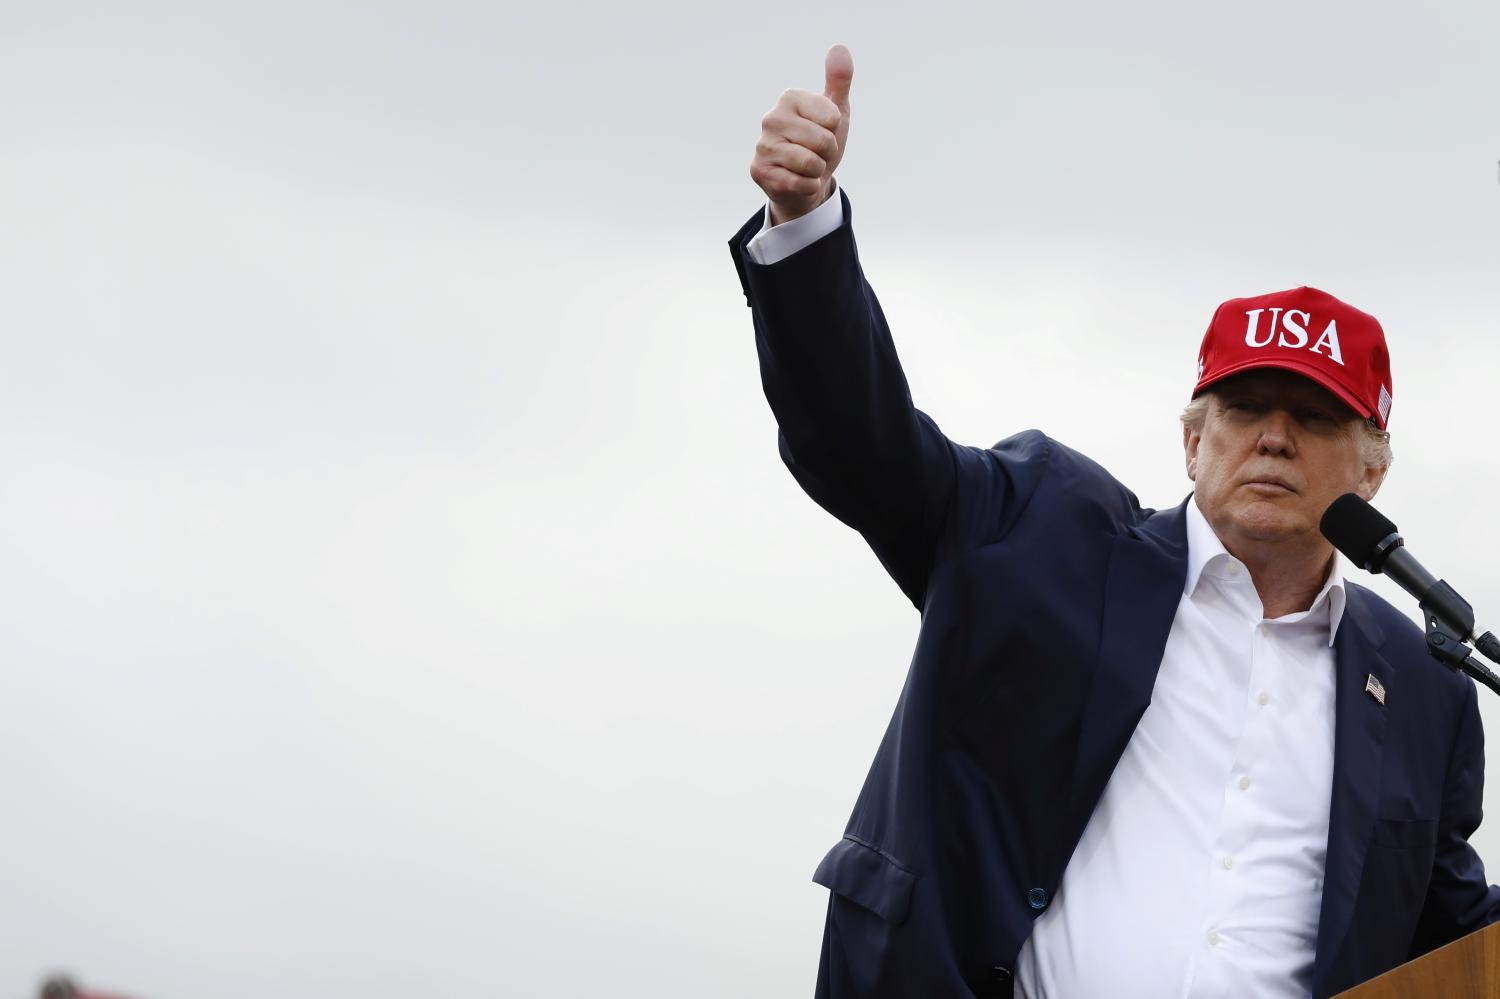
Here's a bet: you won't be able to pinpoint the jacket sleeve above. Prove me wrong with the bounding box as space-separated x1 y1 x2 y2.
728 191 1049 608
1408 678 1500 957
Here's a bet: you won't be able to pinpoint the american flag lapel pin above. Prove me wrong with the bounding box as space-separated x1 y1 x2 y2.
1365 674 1387 706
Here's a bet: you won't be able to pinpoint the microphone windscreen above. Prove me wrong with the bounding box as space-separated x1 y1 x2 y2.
1320 493 1398 567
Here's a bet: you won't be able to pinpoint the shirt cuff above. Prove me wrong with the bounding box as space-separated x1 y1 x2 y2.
743 182 845 265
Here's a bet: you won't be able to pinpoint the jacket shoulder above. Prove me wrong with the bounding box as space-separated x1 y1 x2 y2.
979 429 1148 537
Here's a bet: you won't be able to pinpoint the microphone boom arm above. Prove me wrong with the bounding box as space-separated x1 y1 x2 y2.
1422 611 1500 698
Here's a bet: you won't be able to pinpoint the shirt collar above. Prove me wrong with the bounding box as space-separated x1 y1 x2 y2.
1183 497 1347 645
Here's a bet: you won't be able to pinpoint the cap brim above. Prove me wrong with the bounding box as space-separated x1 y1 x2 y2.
1193 356 1380 428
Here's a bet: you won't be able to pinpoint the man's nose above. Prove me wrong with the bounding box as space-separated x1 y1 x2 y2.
1256 410 1296 456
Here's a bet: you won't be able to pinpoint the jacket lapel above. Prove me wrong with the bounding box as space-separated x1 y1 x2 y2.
1066 500 1190 831
1312 586 1393 997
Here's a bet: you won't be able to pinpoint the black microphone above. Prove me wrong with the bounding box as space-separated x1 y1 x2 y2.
1320 493 1500 666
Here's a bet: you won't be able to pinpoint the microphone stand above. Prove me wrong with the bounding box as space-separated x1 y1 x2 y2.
1364 530 1500 697
1416 585 1500 697
1424 617 1500 697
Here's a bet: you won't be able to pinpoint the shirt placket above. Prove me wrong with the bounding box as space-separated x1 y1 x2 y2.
1188 571 1266 997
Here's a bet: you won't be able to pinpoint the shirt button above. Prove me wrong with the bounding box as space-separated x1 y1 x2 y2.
1027 887 1049 910
1222 856 1234 870
1239 775 1251 790
1207 930 1221 946
1258 623 1270 636
1258 691 1270 706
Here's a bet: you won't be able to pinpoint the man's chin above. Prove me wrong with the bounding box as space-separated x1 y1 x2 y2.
1220 500 1312 542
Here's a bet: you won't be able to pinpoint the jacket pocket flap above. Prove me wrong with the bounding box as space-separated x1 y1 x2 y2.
812 836 916 924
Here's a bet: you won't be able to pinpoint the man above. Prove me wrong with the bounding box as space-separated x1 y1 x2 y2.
729 44 1500 999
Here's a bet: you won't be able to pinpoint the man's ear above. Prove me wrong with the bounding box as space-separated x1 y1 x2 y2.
1184 424 1199 481
1357 461 1389 502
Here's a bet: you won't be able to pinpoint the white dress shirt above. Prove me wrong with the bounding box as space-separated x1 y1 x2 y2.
1016 499 1343 999
747 194 1345 996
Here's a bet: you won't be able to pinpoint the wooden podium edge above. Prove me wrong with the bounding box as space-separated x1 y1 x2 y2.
1332 921 1500 998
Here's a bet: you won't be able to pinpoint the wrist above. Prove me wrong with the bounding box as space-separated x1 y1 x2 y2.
770 178 836 227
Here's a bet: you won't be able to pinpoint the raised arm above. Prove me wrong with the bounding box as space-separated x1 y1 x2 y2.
729 46 1047 607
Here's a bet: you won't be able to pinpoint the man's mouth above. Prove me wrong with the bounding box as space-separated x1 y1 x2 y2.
1243 478 1295 494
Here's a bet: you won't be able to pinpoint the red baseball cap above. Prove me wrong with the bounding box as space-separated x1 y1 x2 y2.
1192 286 1394 429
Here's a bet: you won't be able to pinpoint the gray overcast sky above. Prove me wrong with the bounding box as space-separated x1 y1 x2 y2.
1 2 1497 997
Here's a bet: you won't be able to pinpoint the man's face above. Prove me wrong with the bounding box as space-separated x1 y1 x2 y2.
1183 369 1387 554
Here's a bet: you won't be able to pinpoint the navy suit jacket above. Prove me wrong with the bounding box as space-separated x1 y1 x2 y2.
730 193 1500 998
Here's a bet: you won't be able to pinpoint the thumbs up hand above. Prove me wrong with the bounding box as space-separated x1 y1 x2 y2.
751 45 853 225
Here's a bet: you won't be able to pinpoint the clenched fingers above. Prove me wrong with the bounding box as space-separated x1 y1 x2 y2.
769 115 839 165
749 161 826 199
773 88 842 132
755 134 826 178
757 91 842 182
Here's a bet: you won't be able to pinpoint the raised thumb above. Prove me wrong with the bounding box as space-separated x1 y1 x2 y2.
823 43 853 113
